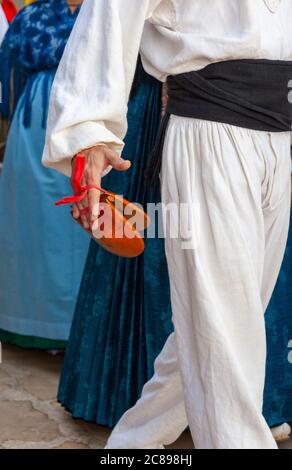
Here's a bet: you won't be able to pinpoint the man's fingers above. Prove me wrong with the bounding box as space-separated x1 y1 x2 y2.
105 150 131 171
77 198 90 229
86 163 101 225
73 145 131 232
88 188 101 225
72 204 80 219
80 211 89 229
80 174 91 227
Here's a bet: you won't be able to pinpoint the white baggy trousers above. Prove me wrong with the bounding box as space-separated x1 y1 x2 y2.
106 117 291 449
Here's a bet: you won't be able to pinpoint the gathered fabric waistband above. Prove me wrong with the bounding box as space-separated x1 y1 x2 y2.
147 59 292 186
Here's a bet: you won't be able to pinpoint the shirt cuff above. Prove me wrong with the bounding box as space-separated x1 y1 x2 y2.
42 121 125 177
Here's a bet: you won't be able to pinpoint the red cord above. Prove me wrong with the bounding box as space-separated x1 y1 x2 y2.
2 0 17 23
55 154 110 208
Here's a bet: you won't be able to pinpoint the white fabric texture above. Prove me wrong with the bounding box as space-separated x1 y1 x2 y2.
42 0 292 175
106 117 291 449
0 6 8 46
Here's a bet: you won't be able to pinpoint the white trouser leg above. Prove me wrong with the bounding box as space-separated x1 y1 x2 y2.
261 141 291 311
105 332 188 449
106 118 291 449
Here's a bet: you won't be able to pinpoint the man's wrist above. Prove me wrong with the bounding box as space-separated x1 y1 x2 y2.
71 143 108 166
82 143 108 154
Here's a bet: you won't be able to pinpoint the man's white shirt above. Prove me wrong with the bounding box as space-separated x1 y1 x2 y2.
42 0 292 176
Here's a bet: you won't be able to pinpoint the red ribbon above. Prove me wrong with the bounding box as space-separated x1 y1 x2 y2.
2 0 17 23
55 154 110 216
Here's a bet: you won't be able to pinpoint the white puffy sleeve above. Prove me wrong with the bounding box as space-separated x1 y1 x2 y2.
42 0 162 176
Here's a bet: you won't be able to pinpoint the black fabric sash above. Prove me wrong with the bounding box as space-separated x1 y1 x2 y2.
147 59 292 186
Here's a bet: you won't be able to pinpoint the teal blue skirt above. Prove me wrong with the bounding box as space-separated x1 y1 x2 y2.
58 70 292 428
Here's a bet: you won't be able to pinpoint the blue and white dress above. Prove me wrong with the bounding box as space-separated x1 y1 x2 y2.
0 0 89 348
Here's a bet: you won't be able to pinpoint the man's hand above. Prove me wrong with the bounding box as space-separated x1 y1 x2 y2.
72 145 131 231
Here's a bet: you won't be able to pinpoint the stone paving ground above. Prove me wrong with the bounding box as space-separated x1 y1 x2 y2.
0 343 291 450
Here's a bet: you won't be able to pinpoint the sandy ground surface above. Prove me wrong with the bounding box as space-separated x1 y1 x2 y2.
0 343 291 450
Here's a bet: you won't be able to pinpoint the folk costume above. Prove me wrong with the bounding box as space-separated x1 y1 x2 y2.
44 0 292 449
